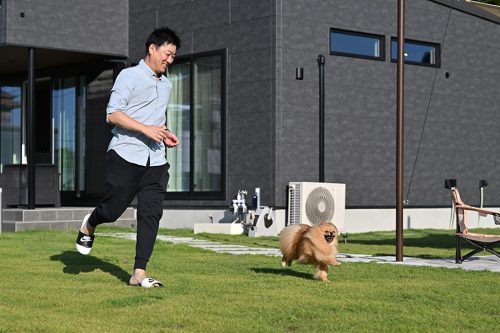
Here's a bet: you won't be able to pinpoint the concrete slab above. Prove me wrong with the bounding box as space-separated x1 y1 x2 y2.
194 223 244 235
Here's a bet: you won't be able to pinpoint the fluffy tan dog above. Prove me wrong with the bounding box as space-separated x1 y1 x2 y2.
279 222 340 281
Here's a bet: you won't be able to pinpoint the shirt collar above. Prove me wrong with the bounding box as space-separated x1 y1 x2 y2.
139 59 166 81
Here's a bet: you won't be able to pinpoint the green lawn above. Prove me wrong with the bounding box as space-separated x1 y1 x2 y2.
0 228 499 333
165 227 500 259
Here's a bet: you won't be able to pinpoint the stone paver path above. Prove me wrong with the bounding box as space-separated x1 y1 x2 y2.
98 232 500 273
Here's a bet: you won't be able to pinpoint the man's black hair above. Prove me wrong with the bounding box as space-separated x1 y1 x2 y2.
145 26 181 55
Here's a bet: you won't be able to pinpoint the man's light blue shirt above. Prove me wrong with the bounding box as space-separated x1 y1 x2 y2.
106 59 172 166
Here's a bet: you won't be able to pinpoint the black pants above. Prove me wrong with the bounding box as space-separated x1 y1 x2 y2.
88 150 169 270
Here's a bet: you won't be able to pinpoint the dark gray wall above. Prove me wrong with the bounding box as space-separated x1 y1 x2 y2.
129 0 277 206
276 0 500 207
128 0 500 208
4 0 127 56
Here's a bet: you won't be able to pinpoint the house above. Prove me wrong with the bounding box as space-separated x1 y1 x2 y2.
1 0 499 232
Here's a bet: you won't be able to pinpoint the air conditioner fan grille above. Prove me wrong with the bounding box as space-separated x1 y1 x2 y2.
305 186 335 225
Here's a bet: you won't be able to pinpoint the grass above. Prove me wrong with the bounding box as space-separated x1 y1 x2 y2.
164 227 500 259
0 227 499 333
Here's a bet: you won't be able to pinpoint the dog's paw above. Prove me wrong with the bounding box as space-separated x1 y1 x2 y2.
281 260 291 267
326 258 341 266
313 273 330 282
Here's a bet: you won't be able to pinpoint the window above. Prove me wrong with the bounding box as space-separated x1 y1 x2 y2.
0 85 22 172
167 50 225 197
391 38 440 67
330 28 385 60
53 74 91 193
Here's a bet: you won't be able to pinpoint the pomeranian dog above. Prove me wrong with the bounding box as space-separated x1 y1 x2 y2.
279 222 340 281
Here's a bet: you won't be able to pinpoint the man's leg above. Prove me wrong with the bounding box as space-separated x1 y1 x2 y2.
130 163 169 284
77 150 142 255
88 150 142 229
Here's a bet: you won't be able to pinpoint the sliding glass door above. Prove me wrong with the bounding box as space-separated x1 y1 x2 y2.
167 50 225 197
53 76 80 191
193 56 222 192
166 63 191 192
0 64 121 204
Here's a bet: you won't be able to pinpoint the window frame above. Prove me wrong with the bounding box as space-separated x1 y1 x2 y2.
390 37 441 68
164 48 227 201
329 28 385 61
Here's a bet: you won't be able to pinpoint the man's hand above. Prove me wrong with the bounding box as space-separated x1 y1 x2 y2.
143 125 179 147
107 112 178 147
143 124 171 143
163 130 179 148
108 112 168 143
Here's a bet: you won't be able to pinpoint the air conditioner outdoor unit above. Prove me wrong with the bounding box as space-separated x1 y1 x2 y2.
287 182 345 231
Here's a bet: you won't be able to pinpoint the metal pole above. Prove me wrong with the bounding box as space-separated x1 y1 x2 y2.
0 188 2 233
396 0 405 261
27 48 36 209
317 54 325 183
455 205 461 263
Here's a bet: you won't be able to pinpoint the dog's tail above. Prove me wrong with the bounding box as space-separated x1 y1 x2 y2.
279 224 310 259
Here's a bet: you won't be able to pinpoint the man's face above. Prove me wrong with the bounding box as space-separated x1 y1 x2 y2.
148 43 177 75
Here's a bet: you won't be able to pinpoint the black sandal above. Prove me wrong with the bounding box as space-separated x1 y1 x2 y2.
75 214 94 255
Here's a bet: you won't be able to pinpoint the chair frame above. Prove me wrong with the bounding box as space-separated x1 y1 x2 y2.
450 187 500 264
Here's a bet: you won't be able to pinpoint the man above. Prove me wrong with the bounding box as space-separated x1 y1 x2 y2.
75 27 181 288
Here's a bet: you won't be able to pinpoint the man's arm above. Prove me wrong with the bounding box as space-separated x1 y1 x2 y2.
108 111 170 144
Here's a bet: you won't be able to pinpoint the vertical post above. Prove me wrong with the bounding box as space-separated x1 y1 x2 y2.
455 204 461 264
0 188 2 234
27 48 36 209
396 0 405 261
317 54 325 183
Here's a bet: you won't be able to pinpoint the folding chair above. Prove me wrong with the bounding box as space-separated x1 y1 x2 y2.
450 187 500 264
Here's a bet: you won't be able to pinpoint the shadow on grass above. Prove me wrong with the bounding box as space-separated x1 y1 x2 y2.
375 253 454 259
350 233 456 249
251 267 313 280
347 232 490 259
50 251 130 284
